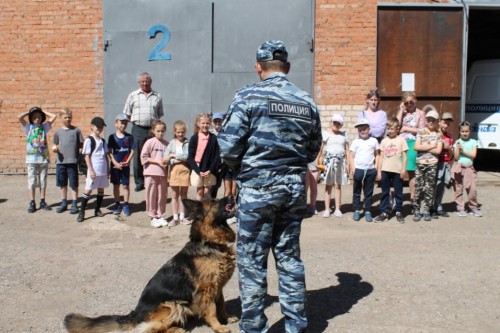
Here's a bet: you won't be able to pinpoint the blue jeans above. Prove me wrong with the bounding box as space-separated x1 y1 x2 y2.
379 171 403 214
352 168 377 212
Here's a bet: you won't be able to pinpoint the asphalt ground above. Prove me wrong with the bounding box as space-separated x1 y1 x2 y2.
1 172 499 332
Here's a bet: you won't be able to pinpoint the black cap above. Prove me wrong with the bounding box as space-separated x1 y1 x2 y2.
28 107 45 124
91 117 106 127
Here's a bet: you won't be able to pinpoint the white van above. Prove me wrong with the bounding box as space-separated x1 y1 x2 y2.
465 59 500 150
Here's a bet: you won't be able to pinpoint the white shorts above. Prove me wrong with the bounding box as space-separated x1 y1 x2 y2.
27 163 48 189
190 171 217 187
85 175 109 191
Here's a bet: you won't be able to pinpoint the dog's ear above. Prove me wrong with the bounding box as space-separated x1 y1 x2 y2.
182 199 203 216
218 196 229 211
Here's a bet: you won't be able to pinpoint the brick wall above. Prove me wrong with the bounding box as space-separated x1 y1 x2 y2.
314 0 378 138
0 0 102 173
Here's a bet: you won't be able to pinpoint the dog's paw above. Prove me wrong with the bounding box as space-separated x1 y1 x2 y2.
165 328 186 333
227 315 239 324
213 325 231 333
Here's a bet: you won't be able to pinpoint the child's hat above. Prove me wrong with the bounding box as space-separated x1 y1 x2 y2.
355 118 370 128
332 113 344 124
115 114 129 121
28 106 45 125
441 112 453 121
91 117 107 127
426 110 439 119
212 112 224 120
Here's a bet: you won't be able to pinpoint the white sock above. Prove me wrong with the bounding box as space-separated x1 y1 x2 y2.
179 212 185 220
173 213 179 221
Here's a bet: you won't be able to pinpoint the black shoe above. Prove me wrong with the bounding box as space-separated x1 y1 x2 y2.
69 205 79 214
374 213 388 223
134 185 145 192
430 211 439 219
396 212 405 223
95 209 104 217
27 201 36 213
40 201 51 211
413 212 421 222
56 201 68 213
423 211 432 222
77 211 85 222
437 210 449 217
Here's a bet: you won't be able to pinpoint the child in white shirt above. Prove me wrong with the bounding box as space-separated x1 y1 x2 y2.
349 119 380 222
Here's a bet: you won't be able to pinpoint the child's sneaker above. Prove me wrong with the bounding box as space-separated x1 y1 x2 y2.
168 219 179 227
437 210 449 217
423 211 432 222
113 204 122 215
310 206 318 215
365 211 373 222
396 212 405 223
456 210 467 217
39 201 51 211
157 217 169 227
413 211 422 222
333 209 342 217
352 211 361 221
322 210 331 218
27 201 36 213
151 218 162 228
77 211 85 223
70 204 79 215
56 200 68 213
95 209 104 217
180 219 192 225
470 209 482 217
374 213 388 223
122 204 131 217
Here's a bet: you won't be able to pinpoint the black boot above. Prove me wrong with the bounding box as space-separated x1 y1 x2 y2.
77 195 89 222
95 192 104 217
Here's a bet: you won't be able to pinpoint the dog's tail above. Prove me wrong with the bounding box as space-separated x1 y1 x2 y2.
64 311 137 333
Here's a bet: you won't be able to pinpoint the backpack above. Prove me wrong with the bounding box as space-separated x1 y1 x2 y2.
78 136 105 175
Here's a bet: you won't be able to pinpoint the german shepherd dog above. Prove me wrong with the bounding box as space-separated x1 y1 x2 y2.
64 197 238 333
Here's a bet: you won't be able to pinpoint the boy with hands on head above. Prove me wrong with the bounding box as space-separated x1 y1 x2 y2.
18 106 57 213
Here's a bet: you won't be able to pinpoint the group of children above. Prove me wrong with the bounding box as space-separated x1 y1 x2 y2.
311 109 481 223
19 108 235 228
19 105 481 226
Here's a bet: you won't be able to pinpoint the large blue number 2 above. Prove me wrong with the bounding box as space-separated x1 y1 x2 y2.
148 25 171 61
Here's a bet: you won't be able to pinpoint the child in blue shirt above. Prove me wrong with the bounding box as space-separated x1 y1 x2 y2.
108 114 136 217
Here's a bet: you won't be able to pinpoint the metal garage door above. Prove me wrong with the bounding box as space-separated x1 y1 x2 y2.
103 0 314 136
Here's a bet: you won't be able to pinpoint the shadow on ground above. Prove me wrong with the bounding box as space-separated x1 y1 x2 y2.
218 272 373 333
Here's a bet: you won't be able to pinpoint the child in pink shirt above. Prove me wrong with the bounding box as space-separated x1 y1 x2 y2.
140 120 169 228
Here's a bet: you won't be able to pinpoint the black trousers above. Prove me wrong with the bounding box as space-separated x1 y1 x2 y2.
131 124 151 188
